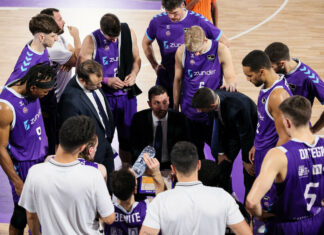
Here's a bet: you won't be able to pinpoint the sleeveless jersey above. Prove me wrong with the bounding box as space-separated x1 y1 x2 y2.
105 200 148 235
181 39 223 121
92 29 125 97
285 58 324 105
146 10 222 74
273 137 324 221
0 87 48 161
254 76 292 151
6 42 50 85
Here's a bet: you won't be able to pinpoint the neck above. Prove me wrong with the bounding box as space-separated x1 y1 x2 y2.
30 37 46 53
54 146 79 163
290 125 315 144
118 195 135 212
176 171 198 183
202 40 211 54
11 83 27 96
285 59 298 74
264 69 280 89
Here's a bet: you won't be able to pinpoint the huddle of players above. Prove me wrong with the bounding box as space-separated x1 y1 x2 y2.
1 0 324 234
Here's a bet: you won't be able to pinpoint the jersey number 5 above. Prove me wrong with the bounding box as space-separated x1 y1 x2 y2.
304 182 319 211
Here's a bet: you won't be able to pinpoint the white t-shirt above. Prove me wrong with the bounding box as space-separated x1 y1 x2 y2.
143 181 244 235
47 35 73 102
19 158 114 235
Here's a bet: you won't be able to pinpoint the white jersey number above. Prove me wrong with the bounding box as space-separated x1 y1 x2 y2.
304 182 319 211
199 82 205 88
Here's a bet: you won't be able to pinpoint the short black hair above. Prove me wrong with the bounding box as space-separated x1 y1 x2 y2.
40 8 59 16
192 87 216 109
148 85 167 101
77 60 103 82
279 96 311 127
29 14 60 35
198 160 221 187
264 42 290 63
162 0 184 11
110 167 136 201
59 116 96 153
100 13 121 38
9 62 56 91
242 50 272 72
171 141 199 175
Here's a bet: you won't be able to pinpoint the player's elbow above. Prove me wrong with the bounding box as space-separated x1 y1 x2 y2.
245 195 257 212
103 212 115 225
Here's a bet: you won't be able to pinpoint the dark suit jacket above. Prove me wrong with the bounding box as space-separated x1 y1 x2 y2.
213 90 257 163
130 109 189 166
58 76 115 175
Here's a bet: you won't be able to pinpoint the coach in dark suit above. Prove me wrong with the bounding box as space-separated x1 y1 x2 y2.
130 85 189 169
59 60 115 177
192 88 257 201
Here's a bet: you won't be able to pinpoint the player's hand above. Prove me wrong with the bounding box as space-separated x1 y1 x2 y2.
124 73 137 86
243 161 255 176
143 154 160 176
14 179 24 196
154 64 166 75
107 77 126 89
67 26 80 38
220 82 237 92
217 154 231 165
257 211 276 222
60 64 72 72
249 146 255 164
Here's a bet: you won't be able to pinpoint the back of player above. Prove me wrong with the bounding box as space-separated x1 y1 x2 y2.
182 39 223 122
270 137 324 234
105 200 148 235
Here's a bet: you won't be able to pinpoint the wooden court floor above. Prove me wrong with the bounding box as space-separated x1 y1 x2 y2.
0 0 324 233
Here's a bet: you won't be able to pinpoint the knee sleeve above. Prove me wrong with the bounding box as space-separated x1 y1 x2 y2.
10 203 27 230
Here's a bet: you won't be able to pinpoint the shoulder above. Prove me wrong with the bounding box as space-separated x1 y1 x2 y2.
168 110 186 120
149 12 168 23
0 100 14 127
133 109 151 118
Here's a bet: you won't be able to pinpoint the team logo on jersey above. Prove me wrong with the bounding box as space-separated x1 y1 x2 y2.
166 25 170 29
312 164 323 175
190 59 195 65
207 54 215 61
298 165 309 178
105 45 109 51
23 107 28 114
19 101 24 107
166 31 171 36
163 41 169 49
187 69 193 78
262 97 266 104
191 54 194 58
288 83 296 91
102 56 109 65
24 120 30 131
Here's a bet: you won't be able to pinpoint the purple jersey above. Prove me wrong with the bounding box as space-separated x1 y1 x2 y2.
92 29 125 97
105 200 148 235
254 76 292 151
286 59 324 105
78 158 98 168
181 40 223 121
145 10 222 86
6 42 50 85
0 87 48 161
273 137 324 220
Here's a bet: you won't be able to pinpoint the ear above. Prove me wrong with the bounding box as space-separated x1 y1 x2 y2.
78 143 87 154
282 117 291 129
279 60 286 67
88 146 94 156
38 33 45 42
197 160 201 171
29 85 37 92
148 100 152 109
210 103 217 109
171 165 177 175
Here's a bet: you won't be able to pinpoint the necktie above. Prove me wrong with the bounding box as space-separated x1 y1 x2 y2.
154 121 163 162
211 114 220 161
91 90 111 138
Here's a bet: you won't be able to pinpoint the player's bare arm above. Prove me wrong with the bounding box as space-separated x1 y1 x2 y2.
139 225 160 235
173 45 185 110
77 35 95 68
144 155 165 196
211 1 218 27
268 88 290 146
26 211 41 235
311 111 324 133
0 102 24 195
228 220 253 235
142 34 163 74
218 42 237 92
63 26 81 67
125 28 141 87
246 148 287 218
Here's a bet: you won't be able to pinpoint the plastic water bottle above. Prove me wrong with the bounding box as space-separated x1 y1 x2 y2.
132 145 156 178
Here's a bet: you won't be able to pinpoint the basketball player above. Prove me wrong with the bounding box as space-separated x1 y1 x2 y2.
174 26 236 158
0 63 55 235
246 96 324 234
242 50 292 212
265 42 324 133
78 13 141 163
142 0 229 107
105 155 165 235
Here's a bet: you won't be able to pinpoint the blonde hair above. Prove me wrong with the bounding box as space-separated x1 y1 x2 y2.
185 26 206 52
